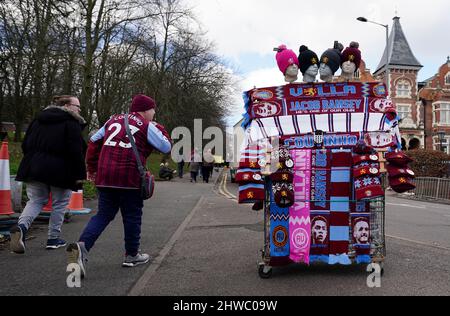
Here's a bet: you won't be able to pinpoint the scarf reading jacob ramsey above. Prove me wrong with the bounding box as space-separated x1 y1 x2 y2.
242 82 389 128
310 150 332 263
246 82 387 103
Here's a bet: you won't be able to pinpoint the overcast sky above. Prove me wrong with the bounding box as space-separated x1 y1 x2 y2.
189 0 450 126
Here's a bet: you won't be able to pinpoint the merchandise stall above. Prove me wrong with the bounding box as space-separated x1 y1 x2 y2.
236 43 416 278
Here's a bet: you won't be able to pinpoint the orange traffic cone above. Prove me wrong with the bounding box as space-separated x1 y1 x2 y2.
42 193 53 212
66 190 92 215
0 142 14 216
36 193 53 219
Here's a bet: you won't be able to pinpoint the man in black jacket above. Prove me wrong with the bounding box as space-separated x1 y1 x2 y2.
10 95 87 254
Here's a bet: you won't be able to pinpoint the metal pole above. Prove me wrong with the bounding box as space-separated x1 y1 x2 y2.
385 25 390 96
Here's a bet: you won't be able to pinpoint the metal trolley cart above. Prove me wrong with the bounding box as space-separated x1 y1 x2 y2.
258 178 386 279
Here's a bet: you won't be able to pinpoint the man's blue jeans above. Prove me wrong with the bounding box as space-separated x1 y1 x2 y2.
79 188 143 256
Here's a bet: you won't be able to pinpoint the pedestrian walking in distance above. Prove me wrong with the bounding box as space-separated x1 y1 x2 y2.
178 159 185 179
189 149 201 183
202 149 214 184
67 95 171 277
10 95 87 254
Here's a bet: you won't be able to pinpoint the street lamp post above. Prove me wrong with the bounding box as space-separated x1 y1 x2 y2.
357 17 390 97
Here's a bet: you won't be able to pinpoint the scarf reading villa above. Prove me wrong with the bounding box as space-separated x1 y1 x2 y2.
289 150 312 264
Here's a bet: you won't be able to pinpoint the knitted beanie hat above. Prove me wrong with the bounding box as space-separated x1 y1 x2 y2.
239 184 265 204
386 165 416 178
239 144 267 169
386 158 416 193
320 42 343 74
269 170 294 183
385 151 413 166
353 139 376 155
353 162 381 178
273 182 295 208
235 169 264 184
388 176 416 193
271 146 294 170
354 176 384 200
353 153 380 165
130 94 156 112
276 45 299 75
341 42 362 69
298 45 319 75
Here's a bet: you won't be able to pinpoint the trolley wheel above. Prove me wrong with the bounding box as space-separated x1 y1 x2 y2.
258 264 272 279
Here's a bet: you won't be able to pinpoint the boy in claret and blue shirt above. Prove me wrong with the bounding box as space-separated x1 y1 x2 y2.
67 95 172 278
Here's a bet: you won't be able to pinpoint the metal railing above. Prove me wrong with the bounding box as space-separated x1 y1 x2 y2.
413 177 450 202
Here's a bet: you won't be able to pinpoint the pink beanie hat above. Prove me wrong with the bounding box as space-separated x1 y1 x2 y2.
275 45 299 74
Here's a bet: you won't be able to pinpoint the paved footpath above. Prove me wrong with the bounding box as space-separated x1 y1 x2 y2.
0 175 209 296
137 177 450 296
0 171 449 296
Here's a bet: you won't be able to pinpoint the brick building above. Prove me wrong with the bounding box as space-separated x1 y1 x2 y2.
373 16 424 151
418 58 450 154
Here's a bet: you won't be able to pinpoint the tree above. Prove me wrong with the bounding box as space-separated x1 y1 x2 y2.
1 0 234 142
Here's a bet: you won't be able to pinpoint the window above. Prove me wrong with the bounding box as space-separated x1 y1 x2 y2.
396 80 411 98
445 72 450 85
434 103 450 125
397 104 411 120
433 136 449 154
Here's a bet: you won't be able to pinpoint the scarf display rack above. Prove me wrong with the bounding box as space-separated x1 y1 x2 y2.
238 82 391 279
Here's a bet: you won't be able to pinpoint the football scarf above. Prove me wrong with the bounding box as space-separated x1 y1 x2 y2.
310 150 331 211
289 150 311 264
246 96 396 120
243 112 390 145
242 82 388 128
310 211 330 263
310 150 332 263
351 201 371 264
329 149 352 265
269 180 290 258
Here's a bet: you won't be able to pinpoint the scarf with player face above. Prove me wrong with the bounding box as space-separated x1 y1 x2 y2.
351 202 371 264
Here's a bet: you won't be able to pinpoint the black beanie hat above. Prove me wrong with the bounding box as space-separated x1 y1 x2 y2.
298 45 319 75
320 42 343 74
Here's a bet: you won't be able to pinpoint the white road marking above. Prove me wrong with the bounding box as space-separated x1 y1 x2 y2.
387 235 450 252
222 173 238 201
387 203 426 209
